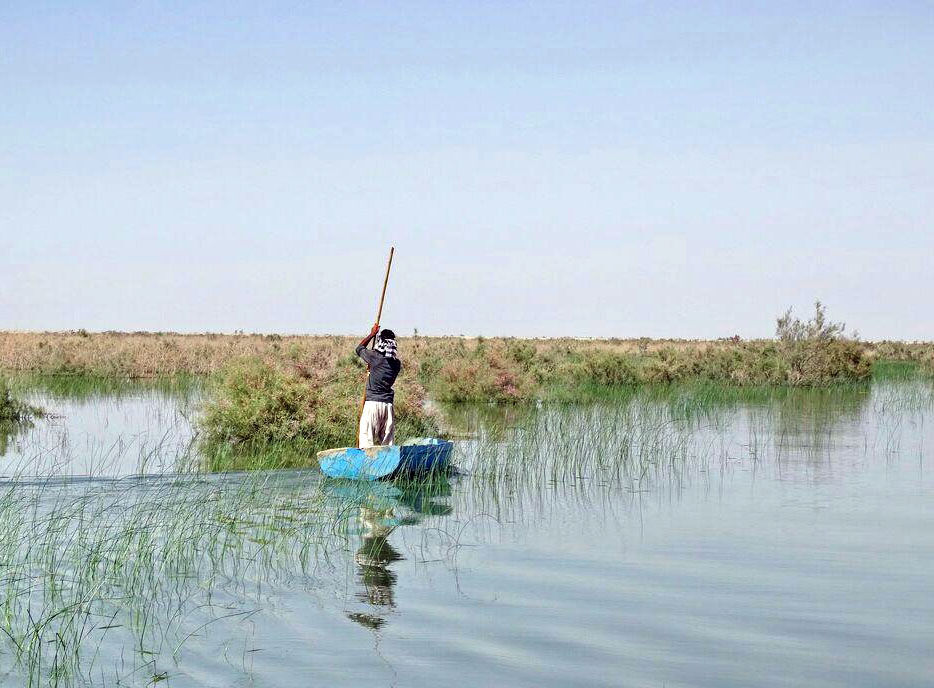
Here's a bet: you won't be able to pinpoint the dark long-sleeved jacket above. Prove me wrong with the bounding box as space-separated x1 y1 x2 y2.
355 345 401 403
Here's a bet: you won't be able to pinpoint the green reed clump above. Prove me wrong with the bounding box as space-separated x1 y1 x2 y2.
200 356 439 465
0 457 469 687
13 372 201 402
0 471 344 687
457 377 896 520
871 359 922 380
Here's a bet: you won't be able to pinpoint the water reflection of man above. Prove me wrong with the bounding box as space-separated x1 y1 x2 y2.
347 506 402 630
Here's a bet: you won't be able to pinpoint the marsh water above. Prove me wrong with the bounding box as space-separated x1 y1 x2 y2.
1 378 932 687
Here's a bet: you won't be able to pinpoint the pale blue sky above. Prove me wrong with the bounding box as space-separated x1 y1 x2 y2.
2 2 932 339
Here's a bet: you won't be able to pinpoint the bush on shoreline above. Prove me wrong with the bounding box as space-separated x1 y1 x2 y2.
426 304 871 399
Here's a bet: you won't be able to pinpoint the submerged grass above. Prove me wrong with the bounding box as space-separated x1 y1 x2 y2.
10 372 202 402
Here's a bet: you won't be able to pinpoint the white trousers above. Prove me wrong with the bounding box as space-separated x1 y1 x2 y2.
358 401 395 448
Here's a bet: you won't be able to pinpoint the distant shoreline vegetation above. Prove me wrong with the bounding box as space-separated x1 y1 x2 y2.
0 305 931 386
2 304 932 455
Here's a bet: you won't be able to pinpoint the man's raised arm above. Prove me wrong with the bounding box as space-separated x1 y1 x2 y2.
355 323 380 359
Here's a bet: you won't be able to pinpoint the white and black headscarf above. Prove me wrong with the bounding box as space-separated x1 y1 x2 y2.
374 332 398 359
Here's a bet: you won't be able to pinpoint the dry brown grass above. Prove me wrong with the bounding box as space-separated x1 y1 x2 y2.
0 331 343 376
0 331 737 378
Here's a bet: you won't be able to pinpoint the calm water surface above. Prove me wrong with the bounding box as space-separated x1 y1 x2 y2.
0 380 931 687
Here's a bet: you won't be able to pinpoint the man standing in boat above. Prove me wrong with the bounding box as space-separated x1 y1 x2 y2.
356 324 401 448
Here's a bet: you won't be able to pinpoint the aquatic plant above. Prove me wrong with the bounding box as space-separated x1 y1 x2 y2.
0 471 337 686
0 377 42 423
0 443 466 687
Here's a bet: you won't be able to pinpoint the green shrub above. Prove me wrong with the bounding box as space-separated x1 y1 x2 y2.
0 379 42 424
871 340 916 361
574 351 640 387
200 358 320 445
506 340 537 371
781 338 870 385
433 356 526 402
199 356 440 457
773 302 870 385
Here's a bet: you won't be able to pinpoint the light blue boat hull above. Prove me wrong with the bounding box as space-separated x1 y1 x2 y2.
316 439 453 481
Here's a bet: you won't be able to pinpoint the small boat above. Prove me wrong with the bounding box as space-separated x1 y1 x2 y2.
316 437 454 481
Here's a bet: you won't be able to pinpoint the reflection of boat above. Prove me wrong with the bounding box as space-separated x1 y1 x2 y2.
326 478 454 631
316 437 454 480
323 477 453 522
